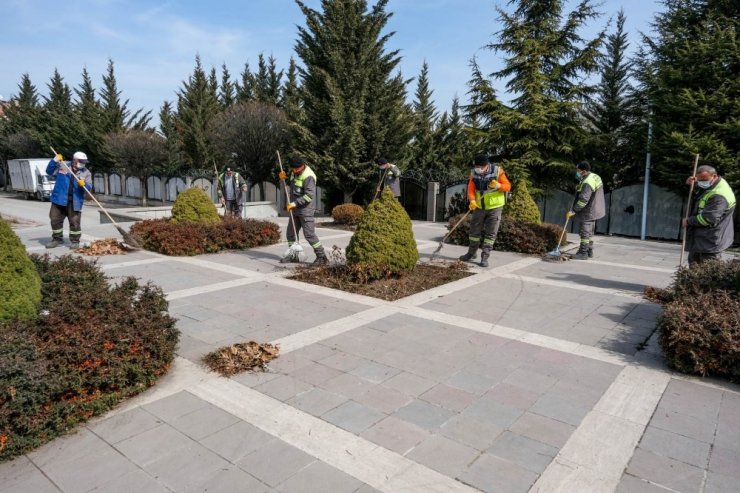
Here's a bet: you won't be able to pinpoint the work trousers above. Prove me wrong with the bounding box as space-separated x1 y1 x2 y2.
688 251 723 267
579 219 596 245
225 199 242 217
50 203 82 243
468 207 503 252
287 214 324 254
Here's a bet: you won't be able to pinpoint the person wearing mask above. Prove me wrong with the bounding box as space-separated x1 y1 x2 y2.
45 151 92 249
567 161 605 260
376 157 401 198
460 154 511 267
279 155 327 265
218 167 248 217
683 165 736 266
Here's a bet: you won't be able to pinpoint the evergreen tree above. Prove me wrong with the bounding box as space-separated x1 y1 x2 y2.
280 57 310 145
641 0 739 191
73 67 104 166
236 62 256 102
295 0 413 203
1 74 45 157
159 101 183 174
219 63 236 108
464 58 506 159
408 61 439 172
435 97 469 172
175 55 220 169
482 0 604 192
99 59 151 133
43 68 80 156
255 53 282 105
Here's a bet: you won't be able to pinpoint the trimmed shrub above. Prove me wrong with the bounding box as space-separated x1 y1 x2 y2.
1 255 179 461
504 179 541 224
346 189 418 279
0 218 41 322
670 260 740 300
332 203 364 225
171 187 220 224
658 290 740 382
445 214 563 254
131 216 280 256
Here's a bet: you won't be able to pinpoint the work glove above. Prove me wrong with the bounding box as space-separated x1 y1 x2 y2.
566 210 576 219
278 171 287 181
488 179 499 190
77 179 85 187
469 200 479 211
287 202 296 211
55 153 64 162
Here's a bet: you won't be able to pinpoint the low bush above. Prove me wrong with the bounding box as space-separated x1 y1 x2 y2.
331 203 364 225
445 214 563 255
170 187 220 225
131 216 280 256
503 179 541 224
0 255 179 461
0 218 41 322
652 260 740 382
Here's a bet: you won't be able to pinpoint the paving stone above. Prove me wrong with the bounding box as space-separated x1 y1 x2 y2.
460 397 525 429
355 384 413 414
486 430 558 474
616 474 677 493
546 379 604 408
253 374 314 402
319 351 368 372
639 426 711 468
626 447 704 492
704 471 738 493
360 416 430 455
321 400 386 434
393 399 456 431
405 434 480 478
169 403 240 440
115 424 194 467
708 445 740 479
650 408 718 444
275 460 364 493
293 343 338 363
0 456 59 493
485 382 542 409
509 412 576 449
420 384 478 412
382 371 437 396
439 415 504 451
320 372 376 399
445 369 500 395
659 379 723 420
291 361 344 386
714 420 740 453
286 387 348 416
231 369 282 387
457 453 539 493
184 465 269 493
237 439 316 488
41 448 139 493
529 393 591 427
199 421 278 463
88 468 168 493
353 485 383 493
27 428 109 468
142 390 209 421
88 408 162 445
144 442 232 492
350 361 401 384
265 353 314 375
0 468 62 493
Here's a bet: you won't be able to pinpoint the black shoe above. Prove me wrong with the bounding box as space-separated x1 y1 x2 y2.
479 258 489 268
572 245 590 260
459 251 477 262
70 242 80 249
45 239 63 249
312 255 328 266
587 241 594 258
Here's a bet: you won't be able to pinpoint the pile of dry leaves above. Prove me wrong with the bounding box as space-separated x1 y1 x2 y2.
75 238 129 256
202 342 280 376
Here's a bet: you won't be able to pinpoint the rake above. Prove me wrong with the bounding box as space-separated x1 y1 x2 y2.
277 151 306 263
50 147 142 249
430 210 471 262
679 154 701 268
372 167 390 202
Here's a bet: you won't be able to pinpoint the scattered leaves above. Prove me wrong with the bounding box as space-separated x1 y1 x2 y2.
75 238 130 256
202 342 280 376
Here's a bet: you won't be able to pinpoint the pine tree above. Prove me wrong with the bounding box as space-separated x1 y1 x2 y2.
99 59 151 133
641 0 739 191
255 54 282 105
583 9 640 190
1 74 44 157
408 61 439 173
236 62 256 102
219 64 236 108
295 0 413 203
280 57 310 145
483 0 604 192
159 101 183 174
44 68 80 156
435 97 469 172
175 55 220 169
74 67 104 166
464 58 506 160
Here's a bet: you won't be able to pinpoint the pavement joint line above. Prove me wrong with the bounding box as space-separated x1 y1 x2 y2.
500 273 642 299
172 255 271 279
188 370 478 493
531 365 670 492
584 259 676 274
166 277 265 300
100 257 172 270
267 275 386 307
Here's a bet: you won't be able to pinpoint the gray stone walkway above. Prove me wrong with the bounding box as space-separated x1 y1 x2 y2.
1 192 738 493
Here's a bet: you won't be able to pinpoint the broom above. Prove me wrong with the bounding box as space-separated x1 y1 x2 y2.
679 154 701 267
430 210 471 261
50 147 142 249
277 151 306 262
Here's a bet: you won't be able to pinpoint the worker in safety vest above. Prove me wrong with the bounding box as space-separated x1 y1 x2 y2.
217 167 248 217
567 161 606 260
683 164 736 266
460 154 511 268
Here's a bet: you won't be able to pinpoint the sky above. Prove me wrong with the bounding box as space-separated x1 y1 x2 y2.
0 0 662 126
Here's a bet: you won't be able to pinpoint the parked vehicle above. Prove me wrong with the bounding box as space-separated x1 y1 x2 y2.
8 158 56 201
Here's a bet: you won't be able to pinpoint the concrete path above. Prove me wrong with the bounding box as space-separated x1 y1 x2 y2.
1 192 738 493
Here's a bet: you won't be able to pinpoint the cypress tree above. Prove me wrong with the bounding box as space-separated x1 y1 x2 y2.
100 59 151 133
159 100 183 175
2 74 45 157
255 54 282 105
44 68 80 156
408 61 439 173
219 63 236 108
74 67 104 166
236 62 256 102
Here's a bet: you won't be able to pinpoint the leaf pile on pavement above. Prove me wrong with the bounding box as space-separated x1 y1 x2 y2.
202 341 280 376
75 238 129 256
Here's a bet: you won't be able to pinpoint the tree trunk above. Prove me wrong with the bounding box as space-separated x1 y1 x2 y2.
141 176 148 207
343 190 354 203
258 181 265 201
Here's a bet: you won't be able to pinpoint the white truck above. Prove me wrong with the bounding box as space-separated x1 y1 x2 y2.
8 158 56 201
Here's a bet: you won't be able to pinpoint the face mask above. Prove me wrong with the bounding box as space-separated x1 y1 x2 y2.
697 180 712 189
474 166 487 175
575 171 583 181
76 162 86 169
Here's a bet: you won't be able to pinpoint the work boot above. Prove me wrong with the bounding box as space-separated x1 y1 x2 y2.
312 253 328 266
571 243 590 260
479 251 490 268
587 240 594 258
459 246 478 262
280 254 296 264
69 242 80 249
45 239 63 249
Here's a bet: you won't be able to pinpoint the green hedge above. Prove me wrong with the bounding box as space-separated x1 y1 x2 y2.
445 214 563 255
0 218 41 322
171 187 220 224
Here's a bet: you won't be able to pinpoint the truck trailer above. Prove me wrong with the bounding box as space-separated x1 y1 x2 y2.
8 158 56 201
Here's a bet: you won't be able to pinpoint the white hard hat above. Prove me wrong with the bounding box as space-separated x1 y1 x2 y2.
73 151 88 163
